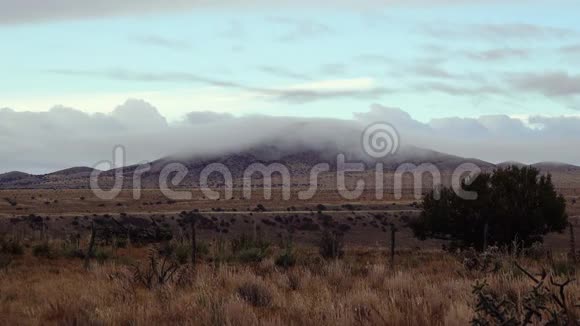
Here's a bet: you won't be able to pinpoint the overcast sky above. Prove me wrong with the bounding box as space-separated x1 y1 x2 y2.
1 0 579 173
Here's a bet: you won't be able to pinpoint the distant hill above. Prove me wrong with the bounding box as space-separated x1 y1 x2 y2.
0 171 43 188
0 146 578 189
46 167 97 177
496 161 527 169
531 162 580 173
0 167 99 189
0 171 34 182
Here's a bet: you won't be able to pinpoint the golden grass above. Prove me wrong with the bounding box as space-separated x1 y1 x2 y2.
0 247 578 325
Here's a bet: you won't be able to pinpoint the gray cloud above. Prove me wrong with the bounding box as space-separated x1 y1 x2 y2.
414 81 504 96
319 63 348 76
354 54 394 65
257 66 312 81
354 104 427 132
505 72 580 97
275 87 392 103
2 100 580 174
561 44 580 54
474 23 575 39
267 16 333 42
529 115 580 134
218 20 245 39
0 0 195 24
424 23 576 40
185 111 235 125
464 48 529 61
48 68 250 89
412 66 463 80
129 35 191 50
47 68 390 103
0 0 564 25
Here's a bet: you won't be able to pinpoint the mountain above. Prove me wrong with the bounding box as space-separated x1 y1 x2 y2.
0 167 98 189
46 167 97 177
0 171 34 182
0 146 578 189
496 161 527 169
531 162 580 173
495 161 580 173
0 171 43 188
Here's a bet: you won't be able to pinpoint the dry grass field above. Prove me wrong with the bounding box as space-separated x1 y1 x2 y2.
0 188 578 249
1 184 579 325
0 244 578 325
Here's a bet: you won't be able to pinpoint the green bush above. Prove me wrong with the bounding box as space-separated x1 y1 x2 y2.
275 238 296 268
94 248 111 264
114 238 128 249
175 244 189 265
231 234 270 263
318 230 344 259
32 243 54 258
551 259 576 276
231 234 270 253
0 238 24 256
413 166 568 250
237 281 272 307
472 264 578 325
237 248 268 263
196 241 210 257
523 242 546 260
0 254 14 271
166 241 211 265
275 252 296 268
60 244 84 259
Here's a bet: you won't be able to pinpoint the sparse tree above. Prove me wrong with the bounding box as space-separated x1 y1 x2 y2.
179 211 202 266
389 223 397 269
412 166 568 250
84 222 96 270
319 230 344 259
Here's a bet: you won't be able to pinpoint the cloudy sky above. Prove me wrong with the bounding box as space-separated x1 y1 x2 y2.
1 0 580 173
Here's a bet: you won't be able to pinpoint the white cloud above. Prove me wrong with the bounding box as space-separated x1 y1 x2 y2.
46 69 391 103
1 99 580 174
0 88 261 121
288 78 378 92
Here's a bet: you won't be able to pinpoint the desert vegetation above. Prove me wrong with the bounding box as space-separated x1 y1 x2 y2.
413 166 569 250
0 167 579 325
0 233 579 325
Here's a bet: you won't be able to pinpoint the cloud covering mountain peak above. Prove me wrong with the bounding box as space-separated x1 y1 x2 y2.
1 99 579 174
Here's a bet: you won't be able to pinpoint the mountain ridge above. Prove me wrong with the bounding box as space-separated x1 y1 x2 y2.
1 146 578 189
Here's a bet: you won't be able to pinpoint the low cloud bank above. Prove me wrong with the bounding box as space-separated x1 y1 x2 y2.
1 99 579 174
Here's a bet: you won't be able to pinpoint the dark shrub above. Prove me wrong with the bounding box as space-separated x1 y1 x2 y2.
0 238 24 256
275 252 296 268
275 237 296 268
318 230 344 259
237 281 272 307
32 243 54 258
94 248 111 263
237 248 268 263
231 234 270 263
412 166 568 250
